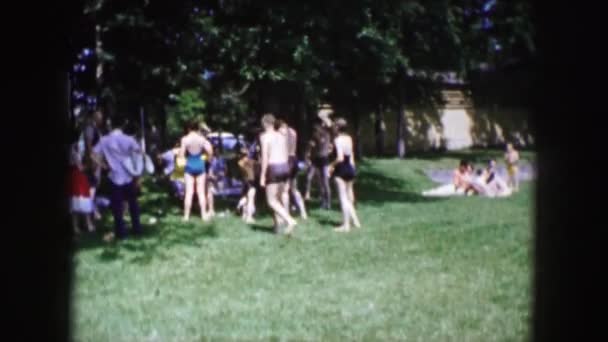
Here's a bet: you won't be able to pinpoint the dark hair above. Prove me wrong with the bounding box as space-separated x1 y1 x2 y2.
459 159 469 168
334 117 348 133
274 118 287 130
185 120 199 132
475 169 484 176
112 115 127 129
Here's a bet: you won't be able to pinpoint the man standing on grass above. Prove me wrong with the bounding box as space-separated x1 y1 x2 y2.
92 115 143 240
276 119 308 220
304 121 333 209
259 114 297 234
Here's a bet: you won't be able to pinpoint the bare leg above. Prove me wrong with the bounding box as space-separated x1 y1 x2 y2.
305 165 317 200
71 213 80 234
290 178 308 219
346 181 361 228
321 165 331 209
183 173 195 221
245 187 256 223
334 178 351 232
85 214 95 232
90 187 101 220
207 183 215 217
195 174 208 221
281 181 290 215
266 182 296 234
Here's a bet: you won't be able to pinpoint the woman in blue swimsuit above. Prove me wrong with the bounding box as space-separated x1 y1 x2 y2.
329 118 361 232
179 121 214 221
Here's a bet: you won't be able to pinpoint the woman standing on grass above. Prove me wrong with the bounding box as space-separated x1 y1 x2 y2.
179 121 214 222
329 118 361 232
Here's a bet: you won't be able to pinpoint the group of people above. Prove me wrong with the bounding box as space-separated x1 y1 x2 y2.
422 143 521 198
68 112 145 239
69 108 362 241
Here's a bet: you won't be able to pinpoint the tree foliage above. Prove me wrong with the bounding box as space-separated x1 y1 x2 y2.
81 0 534 151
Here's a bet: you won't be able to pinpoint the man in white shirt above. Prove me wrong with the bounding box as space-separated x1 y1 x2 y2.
92 115 143 239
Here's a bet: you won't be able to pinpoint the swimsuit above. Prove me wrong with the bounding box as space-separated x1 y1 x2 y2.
312 156 330 168
266 162 291 184
332 155 356 181
185 152 206 176
507 163 518 177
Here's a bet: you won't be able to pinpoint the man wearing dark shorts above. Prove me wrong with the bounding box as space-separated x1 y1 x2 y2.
277 119 308 220
260 114 297 234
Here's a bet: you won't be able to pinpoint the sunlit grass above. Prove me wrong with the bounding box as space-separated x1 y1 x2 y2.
73 151 533 341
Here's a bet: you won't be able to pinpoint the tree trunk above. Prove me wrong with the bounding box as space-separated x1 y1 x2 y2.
159 103 168 149
375 103 386 156
352 102 363 161
397 81 407 158
297 93 308 160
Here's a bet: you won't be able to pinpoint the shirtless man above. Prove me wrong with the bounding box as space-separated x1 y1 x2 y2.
259 114 297 234
276 119 308 220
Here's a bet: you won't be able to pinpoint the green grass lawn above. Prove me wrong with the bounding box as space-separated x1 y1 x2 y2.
73 151 534 341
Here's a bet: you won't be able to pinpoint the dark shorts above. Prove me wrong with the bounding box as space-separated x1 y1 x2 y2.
288 156 298 179
332 162 356 181
267 163 291 184
312 156 330 169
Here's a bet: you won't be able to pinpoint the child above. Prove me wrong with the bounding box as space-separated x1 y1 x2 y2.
205 154 221 218
504 143 520 192
68 133 95 234
237 147 257 223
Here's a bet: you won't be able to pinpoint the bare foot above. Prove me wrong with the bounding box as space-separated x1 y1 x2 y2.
334 225 350 233
103 232 115 242
182 216 190 222
87 224 96 233
284 220 297 235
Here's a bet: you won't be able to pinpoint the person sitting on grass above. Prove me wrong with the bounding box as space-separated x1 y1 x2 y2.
469 160 513 198
422 160 473 197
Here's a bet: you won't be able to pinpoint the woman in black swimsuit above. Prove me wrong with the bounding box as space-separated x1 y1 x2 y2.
329 118 361 232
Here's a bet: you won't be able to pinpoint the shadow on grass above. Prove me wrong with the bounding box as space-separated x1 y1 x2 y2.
74 220 220 264
249 224 276 234
355 166 444 206
317 218 342 227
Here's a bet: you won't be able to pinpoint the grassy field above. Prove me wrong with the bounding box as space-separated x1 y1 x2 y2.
72 150 534 341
